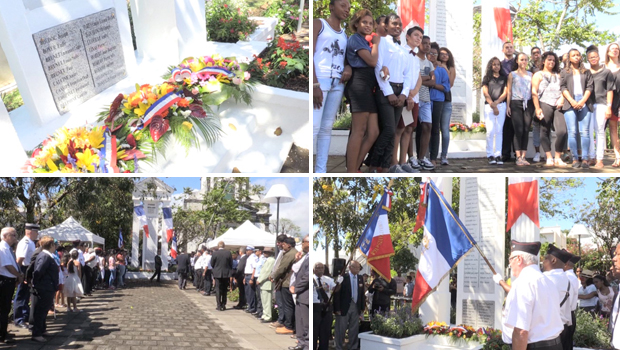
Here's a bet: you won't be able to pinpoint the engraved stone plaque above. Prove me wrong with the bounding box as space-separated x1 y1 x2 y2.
451 103 466 124
33 8 126 114
461 300 495 328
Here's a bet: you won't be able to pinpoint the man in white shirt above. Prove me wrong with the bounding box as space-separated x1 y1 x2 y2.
244 247 259 314
13 223 38 328
83 247 97 296
0 227 21 343
502 240 563 350
398 26 423 172
562 250 580 350
194 250 205 292
609 243 620 349
542 245 573 350
370 13 412 173
201 249 213 296
313 262 339 350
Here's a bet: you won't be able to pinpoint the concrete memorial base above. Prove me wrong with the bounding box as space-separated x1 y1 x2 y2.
125 272 176 280
359 333 483 350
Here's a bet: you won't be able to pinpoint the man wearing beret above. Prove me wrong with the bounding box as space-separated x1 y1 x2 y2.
502 240 564 350
542 245 573 350
13 223 38 328
562 250 580 350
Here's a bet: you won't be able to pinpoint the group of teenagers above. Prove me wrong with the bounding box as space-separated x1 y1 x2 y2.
313 0 620 172
313 0 457 173
482 41 620 168
0 224 127 344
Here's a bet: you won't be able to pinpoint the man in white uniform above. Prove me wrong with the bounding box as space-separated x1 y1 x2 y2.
502 240 563 350
13 223 38 328
542 245 573 350
562 250 580 350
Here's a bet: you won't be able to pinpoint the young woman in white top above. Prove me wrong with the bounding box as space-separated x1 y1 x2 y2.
604 42 620 167
312 0 351 173
506 52 534 166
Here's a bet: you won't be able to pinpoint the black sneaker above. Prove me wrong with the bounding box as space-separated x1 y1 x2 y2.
488 156 496 165
495 156 503 165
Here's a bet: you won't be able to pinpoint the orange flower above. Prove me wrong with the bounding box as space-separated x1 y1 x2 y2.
279 61 287 68
178 99 190 108
160 109 169 118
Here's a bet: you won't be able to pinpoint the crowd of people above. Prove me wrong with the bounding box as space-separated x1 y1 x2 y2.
0 224 128 344
175 235 310 350
483 42 620 168
313 0 620 172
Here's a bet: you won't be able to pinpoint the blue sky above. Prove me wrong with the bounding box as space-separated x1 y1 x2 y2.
539 177 602 231
147 177 309 236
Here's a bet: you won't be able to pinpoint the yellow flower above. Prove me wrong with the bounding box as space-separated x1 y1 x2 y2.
134 103 150 117
88 127 105 149
204 79 221 93
75 148 100 172
189 60 205 72
60 166 77 173
322 184 333 192
182 121 193 130
54 128 70 146
33 146 56 167
46 159 59 172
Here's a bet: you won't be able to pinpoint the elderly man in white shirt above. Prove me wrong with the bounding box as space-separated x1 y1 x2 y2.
542 245 574 350
0 227 21 343
13 223 38 328
502 240 564 350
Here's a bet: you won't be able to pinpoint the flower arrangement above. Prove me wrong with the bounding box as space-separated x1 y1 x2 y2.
24 126 139 173
24 54 254 173
449 122 486 133
424 322 509 350
264 0 309 35
247 36 309 92
206 0 258 42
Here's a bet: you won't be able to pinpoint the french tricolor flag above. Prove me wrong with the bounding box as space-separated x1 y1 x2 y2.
506 177 539 231
162 207 174 242
356 187 395 282
411 181 476 311
170 231 178 259
134 205 149 238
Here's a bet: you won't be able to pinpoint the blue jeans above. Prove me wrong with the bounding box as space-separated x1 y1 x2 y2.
440 101 452 159
313 77 345 173
109 269 116 287
564 107 592 160
117 265 126 287
244 275 256 312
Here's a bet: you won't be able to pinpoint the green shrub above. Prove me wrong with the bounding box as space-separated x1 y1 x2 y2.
229 287 240 302
370 308 424 339
247 37 308 90
206 0 258 43
264 0 308 35
574 308 612 349
1 88 24 112
332 111 351 130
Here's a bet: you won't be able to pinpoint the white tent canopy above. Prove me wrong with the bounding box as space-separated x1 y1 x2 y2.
208 220 275 249
40 217 105 246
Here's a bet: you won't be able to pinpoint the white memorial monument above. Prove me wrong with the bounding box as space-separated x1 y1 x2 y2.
429 0 474 125
132 178 174 271
456 177 506 329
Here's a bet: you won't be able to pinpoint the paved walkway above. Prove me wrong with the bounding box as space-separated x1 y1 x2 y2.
322 152 620 173
0 280 292 350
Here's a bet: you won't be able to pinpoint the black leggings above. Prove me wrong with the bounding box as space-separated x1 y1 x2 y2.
429 101 445 161
368 85 404 168
539 102 568 153
511 99 534 151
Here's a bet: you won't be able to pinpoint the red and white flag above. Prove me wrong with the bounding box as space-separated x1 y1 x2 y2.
170 231 178 259
481 0 512 78
398 0 425 30
506 177 540 231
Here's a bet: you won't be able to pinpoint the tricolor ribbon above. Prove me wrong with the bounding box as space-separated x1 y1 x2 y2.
141 91 182 128
195 66 235 80
171 67 192 82
101 128 120 173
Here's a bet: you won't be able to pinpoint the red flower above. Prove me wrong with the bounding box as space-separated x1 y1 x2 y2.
223 4 228 7
279 61 287 68
230 29 234 33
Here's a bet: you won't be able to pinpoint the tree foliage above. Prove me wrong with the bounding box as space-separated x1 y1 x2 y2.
510 0 617 51
313 0 398 27
270 218 301 238
0 177 135 249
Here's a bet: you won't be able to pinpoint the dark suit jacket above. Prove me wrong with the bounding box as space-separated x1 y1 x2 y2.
333 273 365 315
176 253 190 273
560 69 594 112
292 256 309 305
236 254 249 279
33 252 59 293
154 255 162 268
211 249 233 279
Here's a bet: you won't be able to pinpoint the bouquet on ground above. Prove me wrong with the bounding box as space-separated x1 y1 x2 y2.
24 126 138 173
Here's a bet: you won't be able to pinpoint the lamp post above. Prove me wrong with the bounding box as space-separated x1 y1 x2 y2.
263 184 295 252
568 223 592 265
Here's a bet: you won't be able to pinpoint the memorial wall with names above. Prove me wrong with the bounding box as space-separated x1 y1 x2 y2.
456 177 505 329
32 8 127 114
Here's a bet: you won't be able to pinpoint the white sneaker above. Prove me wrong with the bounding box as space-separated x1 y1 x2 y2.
533 152 541 163
420 158 435 170
408 157 420 169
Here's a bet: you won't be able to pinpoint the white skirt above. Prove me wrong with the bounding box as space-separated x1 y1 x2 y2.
63 272 84 298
